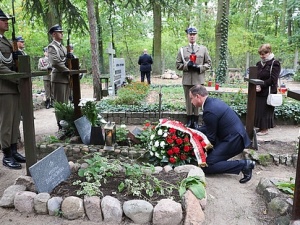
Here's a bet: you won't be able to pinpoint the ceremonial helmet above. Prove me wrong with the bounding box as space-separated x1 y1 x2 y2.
185 27 198 34
16 36 25 42
0 9 11 20
48 24 64 34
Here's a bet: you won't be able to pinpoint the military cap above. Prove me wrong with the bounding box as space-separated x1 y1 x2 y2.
48 24 63 34
0 9 11 20
16 36 25 42
185 27 198 34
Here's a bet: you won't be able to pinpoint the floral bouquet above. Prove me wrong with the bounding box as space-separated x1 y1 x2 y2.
145 119 213 167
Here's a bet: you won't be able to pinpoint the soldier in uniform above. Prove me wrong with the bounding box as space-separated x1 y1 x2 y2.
0 9 25 169
38 47 52 109
16 36 26 55
176 27 211 129
47 24 70 130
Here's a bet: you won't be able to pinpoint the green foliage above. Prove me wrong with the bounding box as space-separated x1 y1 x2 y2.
53 102 76 136
81 101 99 127
44 135 60 144
179 176 206 199
113 82 150 105
73 154 177 200
116 125 129 144
136 121 158 149
275 177 295 196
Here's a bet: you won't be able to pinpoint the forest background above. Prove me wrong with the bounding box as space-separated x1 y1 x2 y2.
0 0 299 94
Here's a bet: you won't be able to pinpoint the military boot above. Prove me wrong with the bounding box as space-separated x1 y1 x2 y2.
2 147 22 169
11 143 26 163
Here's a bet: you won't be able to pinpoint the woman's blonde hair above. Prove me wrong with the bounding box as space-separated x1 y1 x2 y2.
258 43 272 55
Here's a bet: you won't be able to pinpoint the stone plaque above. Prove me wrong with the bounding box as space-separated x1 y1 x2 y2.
74 116 91 145
29 147 71 193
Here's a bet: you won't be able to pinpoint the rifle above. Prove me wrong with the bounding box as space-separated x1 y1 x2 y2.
66 29 74 69
11 0 19 71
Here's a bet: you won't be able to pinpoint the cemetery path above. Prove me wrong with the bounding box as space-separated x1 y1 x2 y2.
0 77 299 224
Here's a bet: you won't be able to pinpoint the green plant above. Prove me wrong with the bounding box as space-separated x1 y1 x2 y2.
53 102 76 136
73 153 121 197
275 177 295 196
45 135 60 144
81 101 99 126
116 124 129 144
179 176 206 199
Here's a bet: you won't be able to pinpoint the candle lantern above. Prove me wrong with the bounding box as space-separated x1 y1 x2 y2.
100 76 109 97
103 121 116 151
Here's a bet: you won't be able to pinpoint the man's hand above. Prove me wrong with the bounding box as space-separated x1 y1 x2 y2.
187 61 194 70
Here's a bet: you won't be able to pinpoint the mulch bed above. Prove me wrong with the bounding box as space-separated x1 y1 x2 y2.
51 170 188 205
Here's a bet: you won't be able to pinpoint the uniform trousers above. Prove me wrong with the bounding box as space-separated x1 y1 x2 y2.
43 80 53 100
141 71 151 84
52 82 70 124
183 84 199 115
201 134 246 175
0 94 21 148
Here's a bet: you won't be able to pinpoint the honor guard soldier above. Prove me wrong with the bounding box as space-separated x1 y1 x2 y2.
47 24 70 130
38 47 53 109
0 9 26 169
176 27 211 130
16 36 26 55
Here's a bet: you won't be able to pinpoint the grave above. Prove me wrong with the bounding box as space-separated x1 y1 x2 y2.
29 147 71 193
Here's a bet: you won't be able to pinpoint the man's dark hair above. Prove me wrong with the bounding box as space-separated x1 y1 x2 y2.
190 85 208 97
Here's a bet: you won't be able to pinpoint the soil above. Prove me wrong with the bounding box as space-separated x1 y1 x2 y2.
0 77 299 225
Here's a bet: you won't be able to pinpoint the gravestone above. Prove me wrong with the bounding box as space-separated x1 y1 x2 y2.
29 147 71 193
74 116 91 145
113 58 126 87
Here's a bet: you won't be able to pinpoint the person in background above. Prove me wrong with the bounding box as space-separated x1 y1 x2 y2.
254 44 281 136
176 27 211 130
138 49 153 85
47 24 70 130
38 47 53 109
16 36 26 55
189 85 254 183
0 9 25 169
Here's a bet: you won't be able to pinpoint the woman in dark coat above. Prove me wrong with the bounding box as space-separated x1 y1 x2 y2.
254 44 281 135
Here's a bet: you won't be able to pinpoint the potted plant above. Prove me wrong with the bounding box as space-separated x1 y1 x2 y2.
81 100 105 145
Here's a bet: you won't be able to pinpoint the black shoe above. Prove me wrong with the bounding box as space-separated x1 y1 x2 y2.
45 99 50 109
3 157 22 169
12 152 26 163
239 160 255 183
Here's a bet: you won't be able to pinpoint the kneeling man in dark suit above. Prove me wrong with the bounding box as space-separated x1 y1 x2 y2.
189 85 255 183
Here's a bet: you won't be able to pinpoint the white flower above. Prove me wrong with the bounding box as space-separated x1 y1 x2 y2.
157 129 163 136
160 141 165 148
163 132 168 137
155 140 159 147
120 124 127 128
150 134 155 140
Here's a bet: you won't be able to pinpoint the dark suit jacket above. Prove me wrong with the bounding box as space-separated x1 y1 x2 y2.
198 97 250 148
138 54 153 72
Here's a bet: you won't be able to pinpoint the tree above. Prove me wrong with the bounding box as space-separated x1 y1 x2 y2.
215 0 230 84
152 1 162 75
87 0 101 100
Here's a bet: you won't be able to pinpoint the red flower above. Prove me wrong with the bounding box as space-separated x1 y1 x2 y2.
183 145 190 152
145 122 151 127
173 146 180 154
180 154 187 160
166 138 174 144
167 149 173 156
169 128 176 133
171 135 177 140
184 136 190 143
169 157 176 164
176 138 183 145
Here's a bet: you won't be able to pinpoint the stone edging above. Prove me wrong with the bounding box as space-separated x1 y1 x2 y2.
0 164 207 224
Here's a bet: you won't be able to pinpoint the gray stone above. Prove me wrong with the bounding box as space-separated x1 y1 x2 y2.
163 165 173 173
263 187 280 202
14 175 36 192
84 196 102 222
101 196 122 223
153 199 183 225
14 191 37 213
256 178 273 195
47 196 63 216
0 185 26 208
182 190 205 225
29 146 71 193
174 165 198 173
187 167 205 183
61 196 85 220
268 197 289 216
123 200 153 224
34 193 50 214
74 116 91 144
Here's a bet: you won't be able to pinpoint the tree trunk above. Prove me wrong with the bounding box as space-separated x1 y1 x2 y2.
152 1 162 75
95 2 104 74
87 0 101 100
